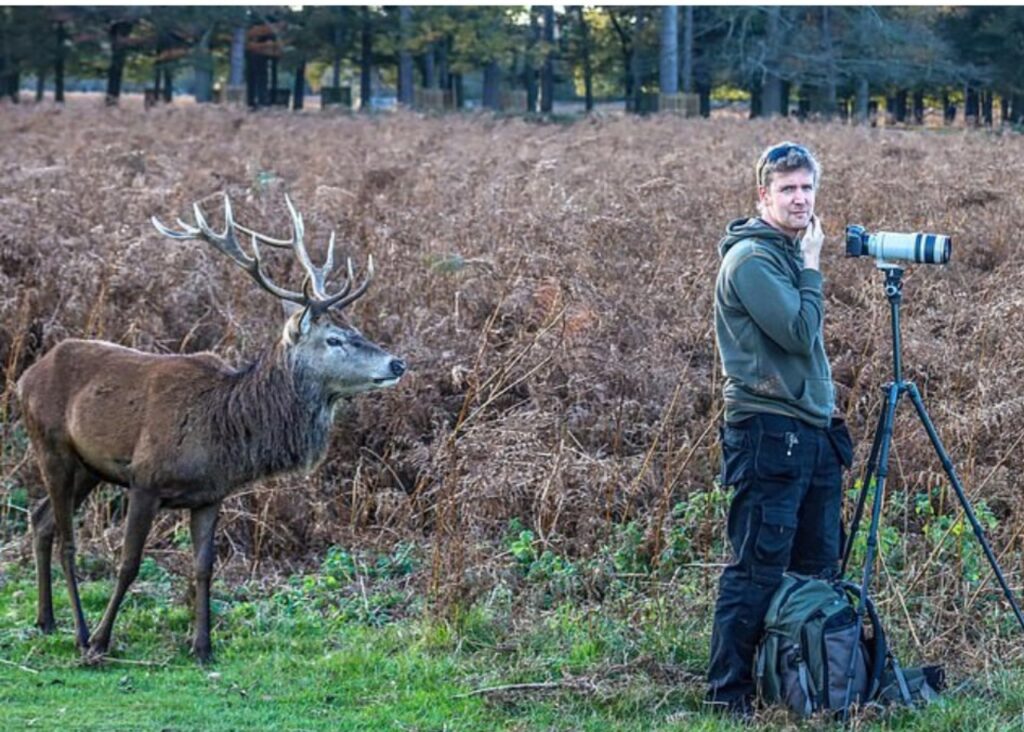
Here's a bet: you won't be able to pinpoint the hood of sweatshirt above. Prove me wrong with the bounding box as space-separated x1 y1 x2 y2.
718 217 799 259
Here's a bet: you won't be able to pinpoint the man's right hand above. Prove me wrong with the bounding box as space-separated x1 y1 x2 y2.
800 215 824 271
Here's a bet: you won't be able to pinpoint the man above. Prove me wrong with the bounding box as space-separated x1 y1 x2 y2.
706 141 853 715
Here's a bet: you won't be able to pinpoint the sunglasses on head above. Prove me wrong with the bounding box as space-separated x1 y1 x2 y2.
765 143 809 164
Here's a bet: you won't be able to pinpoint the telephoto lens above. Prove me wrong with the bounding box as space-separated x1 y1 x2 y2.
846 225 952 264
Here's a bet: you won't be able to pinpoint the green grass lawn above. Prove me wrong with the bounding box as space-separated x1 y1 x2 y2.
2 549 1024 732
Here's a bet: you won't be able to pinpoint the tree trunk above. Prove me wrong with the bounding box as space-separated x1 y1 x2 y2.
257 55 270 106
193 27 214 103
526 8 539 112
35 67 45 102
105 21 132 105
453 72 464 109
437 40 448 92
630 9 645 114
695 51 711 117
331 22 342 88
681 5 693 94
895 89 907 122
912 89 924 125
423 48 435 88
749 77 762 119
482 60 501 110
398 6 414 106
1000 93 1009 123
820 7 837 118
942 91 953 125
245 51 257 107
54 21 66 103
292 57 305 110
229 25 245 87
1011 93 1023 124
360 7 372 110
761 7 783 116
270 57 278 96
576 7 593 112
965 85 979 125
659 6 678 95
541 6 554 113
854 77 869 124
162 67 173 103
982 90 993 126
697 81 710 117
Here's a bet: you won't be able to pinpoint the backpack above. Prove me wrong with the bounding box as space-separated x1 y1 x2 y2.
755 573 946 718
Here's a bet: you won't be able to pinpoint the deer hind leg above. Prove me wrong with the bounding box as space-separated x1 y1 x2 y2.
31 496 58 633
32 469 100 635
87 488 159 659
189 502 220 663
37 449 99 651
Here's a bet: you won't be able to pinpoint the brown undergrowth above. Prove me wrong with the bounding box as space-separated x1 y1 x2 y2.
2 99 1024 672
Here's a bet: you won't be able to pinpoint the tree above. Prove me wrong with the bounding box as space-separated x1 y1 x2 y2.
567 6 594 111
659 6 678 95
397 6 413 106
540 6 555 113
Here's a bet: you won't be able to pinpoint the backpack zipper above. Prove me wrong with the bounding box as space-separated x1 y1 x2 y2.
786 432 799 457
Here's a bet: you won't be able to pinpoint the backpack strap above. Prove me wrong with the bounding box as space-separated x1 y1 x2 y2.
840 581 888 699
797 661 814 717
888 652 914 706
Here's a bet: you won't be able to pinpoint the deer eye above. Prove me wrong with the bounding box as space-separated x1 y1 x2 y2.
326 337 345 348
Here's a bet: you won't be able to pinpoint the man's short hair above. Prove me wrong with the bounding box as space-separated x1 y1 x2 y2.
755 141 821 189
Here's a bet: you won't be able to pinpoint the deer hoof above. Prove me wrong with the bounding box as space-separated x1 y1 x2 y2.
81 647 108 666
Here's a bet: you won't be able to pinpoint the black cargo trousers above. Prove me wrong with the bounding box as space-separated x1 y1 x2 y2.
706 412 853 709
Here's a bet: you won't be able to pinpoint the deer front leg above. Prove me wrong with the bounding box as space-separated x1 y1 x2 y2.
189 502 220 663
87 489 159 660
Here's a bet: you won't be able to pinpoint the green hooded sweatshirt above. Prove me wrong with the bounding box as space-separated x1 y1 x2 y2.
715 217 835 428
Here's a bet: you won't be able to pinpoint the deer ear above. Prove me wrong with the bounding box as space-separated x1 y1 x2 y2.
282 303 313 343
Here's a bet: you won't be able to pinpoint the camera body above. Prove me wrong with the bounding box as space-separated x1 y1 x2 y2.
845 225 951 265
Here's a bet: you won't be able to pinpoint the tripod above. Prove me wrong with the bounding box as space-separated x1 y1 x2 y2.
839 263 1024 708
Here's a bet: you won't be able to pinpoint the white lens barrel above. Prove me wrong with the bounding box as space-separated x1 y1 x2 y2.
867 232 951 264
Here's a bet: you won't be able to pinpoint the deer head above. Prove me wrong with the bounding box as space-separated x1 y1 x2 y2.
152 195 406 396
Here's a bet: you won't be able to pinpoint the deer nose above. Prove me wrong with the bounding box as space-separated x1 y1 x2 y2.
389 359 406 378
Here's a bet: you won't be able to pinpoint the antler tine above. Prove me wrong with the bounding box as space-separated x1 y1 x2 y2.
231 199 295 249
150 214 198 239
283 194 335 300
310 255 375 316
152 195 307 305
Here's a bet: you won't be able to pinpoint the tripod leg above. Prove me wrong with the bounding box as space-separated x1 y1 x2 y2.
842 391 890 574
907 383 1024 632
844 381 902 713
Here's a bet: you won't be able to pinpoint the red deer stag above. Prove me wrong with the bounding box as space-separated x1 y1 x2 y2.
17 195 405 662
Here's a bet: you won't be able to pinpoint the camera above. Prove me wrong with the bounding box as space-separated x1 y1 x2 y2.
845 225 951 265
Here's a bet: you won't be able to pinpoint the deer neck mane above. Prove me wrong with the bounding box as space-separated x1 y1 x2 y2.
214 341 334 485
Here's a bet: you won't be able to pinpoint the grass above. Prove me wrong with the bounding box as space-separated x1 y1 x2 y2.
3 548 1024 732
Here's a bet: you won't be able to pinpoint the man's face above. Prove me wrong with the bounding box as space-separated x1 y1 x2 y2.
758 168 815 237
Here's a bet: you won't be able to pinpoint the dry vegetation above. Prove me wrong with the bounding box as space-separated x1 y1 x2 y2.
2 98 1024 673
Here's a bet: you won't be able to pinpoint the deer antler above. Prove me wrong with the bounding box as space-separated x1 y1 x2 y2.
151 195 374 316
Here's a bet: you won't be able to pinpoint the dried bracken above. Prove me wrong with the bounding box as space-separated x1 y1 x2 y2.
2 98 1024 671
